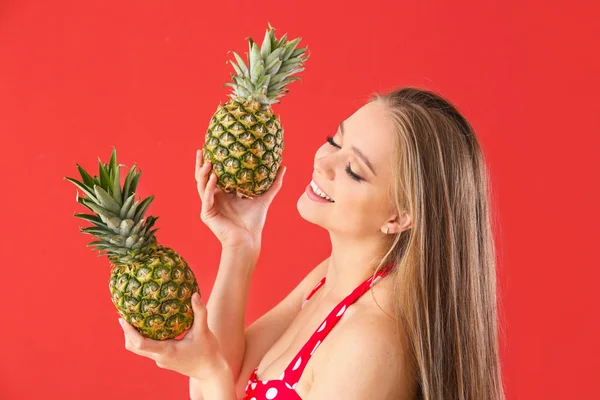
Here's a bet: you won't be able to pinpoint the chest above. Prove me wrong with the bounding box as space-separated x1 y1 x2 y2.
256 295 343 392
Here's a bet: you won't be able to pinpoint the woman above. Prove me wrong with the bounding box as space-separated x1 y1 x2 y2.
119 87 506 399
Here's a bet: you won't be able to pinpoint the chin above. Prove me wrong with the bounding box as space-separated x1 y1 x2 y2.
296 192 326 226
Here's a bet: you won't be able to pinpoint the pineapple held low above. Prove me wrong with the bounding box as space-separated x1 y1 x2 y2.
203 24 309 198
66 149 200 340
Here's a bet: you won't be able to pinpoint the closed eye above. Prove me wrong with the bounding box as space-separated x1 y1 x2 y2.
325 136 364 182
345 164 364 181
326 136 341 149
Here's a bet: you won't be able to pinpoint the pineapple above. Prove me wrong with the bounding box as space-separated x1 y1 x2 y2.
203 24 309 198
65 148 200 340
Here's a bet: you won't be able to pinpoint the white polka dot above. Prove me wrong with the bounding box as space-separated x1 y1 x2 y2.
293 383 298 389
262 380 268 384
317 321 326 332
285 382 292 389
251 382 257 390
266 387 278 399
310 340 321 355
336 305 346 317
292 357 302 371
251 398 256 400
279 371 285 380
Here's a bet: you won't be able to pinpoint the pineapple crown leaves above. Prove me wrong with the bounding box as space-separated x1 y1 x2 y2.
224 23 309 106
64 147 159 258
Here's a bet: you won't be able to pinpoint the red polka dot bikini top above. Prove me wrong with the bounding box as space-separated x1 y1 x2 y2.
242 264 393 400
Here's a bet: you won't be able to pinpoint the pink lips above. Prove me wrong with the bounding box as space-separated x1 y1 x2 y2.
305 183 333 203
311 175 331 195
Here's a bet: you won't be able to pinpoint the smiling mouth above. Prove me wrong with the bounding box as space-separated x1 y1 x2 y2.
310 180 334 202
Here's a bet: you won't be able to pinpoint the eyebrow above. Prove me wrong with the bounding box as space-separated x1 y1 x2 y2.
339 121 377 176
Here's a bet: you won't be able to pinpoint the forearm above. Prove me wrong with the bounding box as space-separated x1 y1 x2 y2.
190 359 237 400
197 368 237 400
206 244 259 380
189 378 204 400
200 383 237 400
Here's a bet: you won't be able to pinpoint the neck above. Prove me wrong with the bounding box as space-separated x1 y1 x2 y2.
322 232 391 299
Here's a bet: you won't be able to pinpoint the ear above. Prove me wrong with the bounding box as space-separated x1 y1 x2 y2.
380 210 412 235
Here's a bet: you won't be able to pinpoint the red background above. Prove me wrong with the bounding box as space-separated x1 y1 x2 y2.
1 1 598 399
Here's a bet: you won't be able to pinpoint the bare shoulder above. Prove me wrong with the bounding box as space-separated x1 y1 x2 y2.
330 277 403 354
333 306 407 371
306 298 417 399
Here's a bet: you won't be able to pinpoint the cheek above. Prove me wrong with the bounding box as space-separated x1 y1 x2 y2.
333 186 389 227
335 185 373 218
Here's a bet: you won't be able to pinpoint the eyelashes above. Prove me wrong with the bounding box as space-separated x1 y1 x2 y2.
326 136 340 148
325 136 364 182
345 164 363 181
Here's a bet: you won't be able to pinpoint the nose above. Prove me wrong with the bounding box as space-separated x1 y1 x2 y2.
314 153 336 181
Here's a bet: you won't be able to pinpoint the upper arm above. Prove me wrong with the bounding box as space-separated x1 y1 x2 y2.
233 258 329 396
304 316 416 400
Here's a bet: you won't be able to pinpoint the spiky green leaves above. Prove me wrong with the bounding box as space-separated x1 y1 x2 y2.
225 24 309 106
65 148 159 258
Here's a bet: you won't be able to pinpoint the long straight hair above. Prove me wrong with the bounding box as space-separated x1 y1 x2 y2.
370 87 505 400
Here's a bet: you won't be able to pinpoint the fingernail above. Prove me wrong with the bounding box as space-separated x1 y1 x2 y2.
193 293 201 304
118 318 124 326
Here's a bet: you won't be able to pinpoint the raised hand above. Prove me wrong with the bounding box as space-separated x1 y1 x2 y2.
195 149 286 250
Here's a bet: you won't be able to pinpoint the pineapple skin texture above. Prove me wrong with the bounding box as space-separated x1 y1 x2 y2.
203 99 284 198
109 244 200 340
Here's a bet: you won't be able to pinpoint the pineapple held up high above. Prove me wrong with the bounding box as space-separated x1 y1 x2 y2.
203 24 309 198
66 149 199 340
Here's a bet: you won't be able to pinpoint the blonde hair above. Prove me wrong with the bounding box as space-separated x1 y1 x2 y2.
371 87 505 400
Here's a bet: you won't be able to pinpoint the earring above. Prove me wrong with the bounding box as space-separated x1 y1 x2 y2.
385 227 389 234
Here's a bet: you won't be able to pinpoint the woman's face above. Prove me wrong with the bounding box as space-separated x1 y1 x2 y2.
297 100 398 236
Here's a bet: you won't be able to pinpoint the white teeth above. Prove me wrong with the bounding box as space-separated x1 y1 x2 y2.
310 180 333 202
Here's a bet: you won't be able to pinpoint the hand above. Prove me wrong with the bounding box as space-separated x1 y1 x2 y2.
195 149 286 249
119 293 229 382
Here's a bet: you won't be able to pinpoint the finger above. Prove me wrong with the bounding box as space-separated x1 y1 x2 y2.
119 318 166 357
194 149 203 182
190 293 209 336
200 174 218 221
123 335 154 358
196 160 212 195
204 172 218 203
